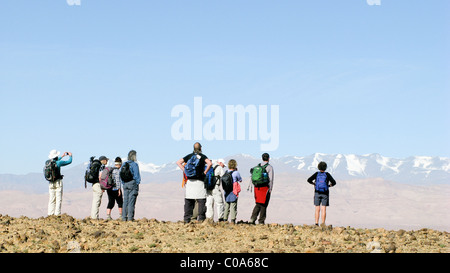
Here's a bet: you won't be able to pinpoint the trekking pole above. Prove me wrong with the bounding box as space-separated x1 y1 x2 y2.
247 178 253 193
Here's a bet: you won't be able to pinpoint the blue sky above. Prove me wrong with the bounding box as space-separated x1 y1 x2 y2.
0 0 449 174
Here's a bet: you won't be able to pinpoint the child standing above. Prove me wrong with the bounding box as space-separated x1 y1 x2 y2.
307 161 336 227
222 159 242 224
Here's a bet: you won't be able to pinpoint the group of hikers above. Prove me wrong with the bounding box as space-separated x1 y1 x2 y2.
175 142 275 224
45 149 141 221
44 143 337 226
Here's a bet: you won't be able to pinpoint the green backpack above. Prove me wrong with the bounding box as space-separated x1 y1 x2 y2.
251 163 269 186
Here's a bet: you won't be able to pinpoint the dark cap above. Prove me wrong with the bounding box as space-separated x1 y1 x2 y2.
99 156 109 161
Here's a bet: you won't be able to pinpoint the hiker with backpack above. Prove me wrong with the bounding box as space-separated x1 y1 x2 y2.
120 150 141 221
176 142 212 223
307 161 336 227
205 159 226 222
105 157 124 220
249 153 274 225
221 159 242 224
45 150 72 216
91 156 109 219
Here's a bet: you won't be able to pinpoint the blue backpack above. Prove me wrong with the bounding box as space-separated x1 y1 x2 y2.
315 172 329 193
204 165 219 190
185 154 200 178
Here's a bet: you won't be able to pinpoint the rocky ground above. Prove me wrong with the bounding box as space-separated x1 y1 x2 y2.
0 214 448 253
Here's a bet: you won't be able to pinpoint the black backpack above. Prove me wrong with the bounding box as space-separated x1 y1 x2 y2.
120 162 134 182
221 170 235 193
85 157 102 187
44 159 61 182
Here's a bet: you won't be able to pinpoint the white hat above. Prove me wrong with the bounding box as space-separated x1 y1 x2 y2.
48 150 60 159
217 158 225 165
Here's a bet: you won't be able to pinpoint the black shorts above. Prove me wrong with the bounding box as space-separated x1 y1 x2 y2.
314 192 329 206
107 189 123 209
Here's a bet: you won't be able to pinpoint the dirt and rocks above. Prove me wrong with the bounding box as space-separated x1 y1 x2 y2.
0 214 448 253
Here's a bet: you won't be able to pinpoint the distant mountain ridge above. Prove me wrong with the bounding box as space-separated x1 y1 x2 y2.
1 153 448 194
276 153 450 184
1 153 449 230
138 153 450 184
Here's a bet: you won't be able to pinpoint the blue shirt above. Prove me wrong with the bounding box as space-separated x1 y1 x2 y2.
55 156 72 168
122 160 141 184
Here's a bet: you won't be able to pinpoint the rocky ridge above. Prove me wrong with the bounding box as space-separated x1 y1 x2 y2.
0 214 448 253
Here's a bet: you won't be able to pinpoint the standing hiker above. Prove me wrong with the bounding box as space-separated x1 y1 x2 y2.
176 142 212 223
120 150 141 221
106 157 123 220
91 156 108 219
222 159 242 224
249 153 274 225
45 150 73 216
205 158 226 222
307 161 336 227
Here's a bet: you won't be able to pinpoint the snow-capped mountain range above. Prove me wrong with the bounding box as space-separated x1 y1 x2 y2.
136 152 449 184
1 153 448 194
1 153 449 230
277 153 450 184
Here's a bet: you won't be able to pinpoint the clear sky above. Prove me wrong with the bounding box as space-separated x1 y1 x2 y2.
0 0 449 174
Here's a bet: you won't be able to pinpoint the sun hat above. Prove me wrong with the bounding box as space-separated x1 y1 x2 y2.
48 150 60 159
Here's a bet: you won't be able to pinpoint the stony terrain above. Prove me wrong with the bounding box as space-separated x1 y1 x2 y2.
0 214 448 253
